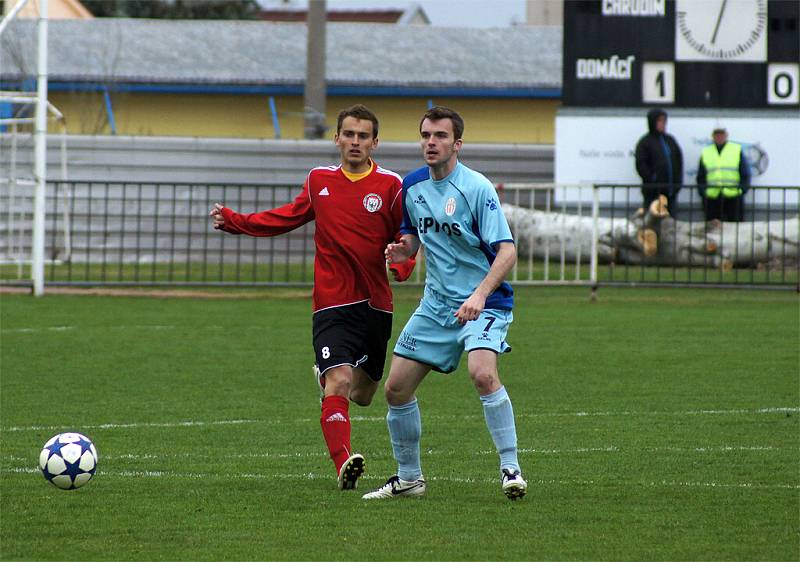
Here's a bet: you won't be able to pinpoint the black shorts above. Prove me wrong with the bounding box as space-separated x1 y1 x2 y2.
312 301 393 382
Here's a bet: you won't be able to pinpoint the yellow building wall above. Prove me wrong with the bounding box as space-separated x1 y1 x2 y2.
48 91 559 144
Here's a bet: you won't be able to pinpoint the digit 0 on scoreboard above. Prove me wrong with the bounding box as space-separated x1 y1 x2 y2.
767 63 800 105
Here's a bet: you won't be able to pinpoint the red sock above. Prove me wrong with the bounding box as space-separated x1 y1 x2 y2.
320 395 351 473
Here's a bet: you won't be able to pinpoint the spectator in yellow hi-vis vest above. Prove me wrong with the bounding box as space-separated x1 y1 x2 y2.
697 128 751 222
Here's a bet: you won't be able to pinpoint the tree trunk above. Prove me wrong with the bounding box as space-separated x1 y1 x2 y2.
504 196 799 268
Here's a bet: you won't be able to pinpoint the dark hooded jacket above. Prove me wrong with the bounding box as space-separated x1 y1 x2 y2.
634 109 683 195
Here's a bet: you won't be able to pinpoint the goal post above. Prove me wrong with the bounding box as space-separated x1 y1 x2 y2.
0 0 31 36
1 0 48 295
32 0 48 296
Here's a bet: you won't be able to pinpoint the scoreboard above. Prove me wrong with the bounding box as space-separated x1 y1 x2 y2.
562 0 800 108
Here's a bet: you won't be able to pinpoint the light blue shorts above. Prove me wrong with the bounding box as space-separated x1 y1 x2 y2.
393 290 512 374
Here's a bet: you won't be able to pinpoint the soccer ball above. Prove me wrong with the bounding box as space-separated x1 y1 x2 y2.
39 433 98 490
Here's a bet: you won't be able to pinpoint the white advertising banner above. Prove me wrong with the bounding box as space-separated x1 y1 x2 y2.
555 114 800 189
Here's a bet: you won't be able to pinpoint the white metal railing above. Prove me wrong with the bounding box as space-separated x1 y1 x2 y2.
0 181 796 288
0 92 71 268
0 0 31 37
499 183 599 286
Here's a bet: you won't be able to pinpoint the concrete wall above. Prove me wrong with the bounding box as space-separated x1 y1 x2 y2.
1 133 555 185
0 134 553 269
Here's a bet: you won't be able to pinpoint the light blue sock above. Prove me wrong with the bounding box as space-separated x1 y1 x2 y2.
480 386 521 473
387 398 422 481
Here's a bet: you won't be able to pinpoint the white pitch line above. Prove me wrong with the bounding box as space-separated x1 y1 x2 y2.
647 445 782 453
515 445 789 454
516 406 800 418
1 325 239 334
99 444 796 460
1 325 172 334
4 406 797 433
6 443 791 466
1 326 76 334
358 406 800 422
6 466 798 490
2 419 260 432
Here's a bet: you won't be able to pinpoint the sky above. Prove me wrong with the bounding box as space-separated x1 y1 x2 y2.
257 0 528 28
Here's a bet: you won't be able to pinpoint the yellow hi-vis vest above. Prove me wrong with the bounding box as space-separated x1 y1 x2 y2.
701 142 743 199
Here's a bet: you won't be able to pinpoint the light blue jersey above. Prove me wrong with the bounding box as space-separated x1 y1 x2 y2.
400 162 514 310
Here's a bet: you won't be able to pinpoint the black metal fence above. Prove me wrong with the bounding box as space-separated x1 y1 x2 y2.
0 181 797 289
1 181 318 286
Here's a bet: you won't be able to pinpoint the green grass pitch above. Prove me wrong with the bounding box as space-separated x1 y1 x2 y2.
1 286 798 561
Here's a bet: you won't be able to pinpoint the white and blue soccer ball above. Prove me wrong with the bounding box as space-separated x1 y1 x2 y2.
39 432 98 490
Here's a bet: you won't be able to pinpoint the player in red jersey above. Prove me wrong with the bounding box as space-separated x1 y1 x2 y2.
209 105 415 491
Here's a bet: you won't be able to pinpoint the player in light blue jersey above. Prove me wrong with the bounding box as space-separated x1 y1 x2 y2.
362 107 527 501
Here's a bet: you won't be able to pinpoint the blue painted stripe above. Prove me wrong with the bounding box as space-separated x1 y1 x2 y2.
330 85 560 99
102 86 117 135
268 96 281 139
0 102 12 132
0 80 561 99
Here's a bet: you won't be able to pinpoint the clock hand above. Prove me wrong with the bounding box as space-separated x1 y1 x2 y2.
710 0 728 45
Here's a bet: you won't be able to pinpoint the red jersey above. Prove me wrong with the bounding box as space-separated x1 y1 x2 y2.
220 163 410 313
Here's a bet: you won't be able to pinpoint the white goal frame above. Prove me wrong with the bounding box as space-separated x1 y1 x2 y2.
0 92 69 272
0 0 49 295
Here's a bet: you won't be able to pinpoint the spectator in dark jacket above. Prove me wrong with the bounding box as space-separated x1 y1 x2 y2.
635 109 683 217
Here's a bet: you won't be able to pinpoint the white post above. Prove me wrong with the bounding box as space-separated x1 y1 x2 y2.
32 0 48 296
60 122 71 261
590 184 599 286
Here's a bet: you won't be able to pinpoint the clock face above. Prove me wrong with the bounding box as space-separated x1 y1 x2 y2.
676 0 767 62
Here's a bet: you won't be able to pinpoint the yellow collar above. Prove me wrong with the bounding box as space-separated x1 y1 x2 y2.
341 160 374 182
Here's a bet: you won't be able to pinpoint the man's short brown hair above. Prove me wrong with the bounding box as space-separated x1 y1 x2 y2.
420 106 464 140
336 104 379 138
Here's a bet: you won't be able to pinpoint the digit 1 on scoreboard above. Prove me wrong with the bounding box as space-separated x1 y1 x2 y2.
642 62 675 104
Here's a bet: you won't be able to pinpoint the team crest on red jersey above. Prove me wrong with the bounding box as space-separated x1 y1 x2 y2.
363 193 383 213
444 197 457 216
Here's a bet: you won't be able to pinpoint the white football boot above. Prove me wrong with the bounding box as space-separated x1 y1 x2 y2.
501 468 527 500
361 475 426 499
